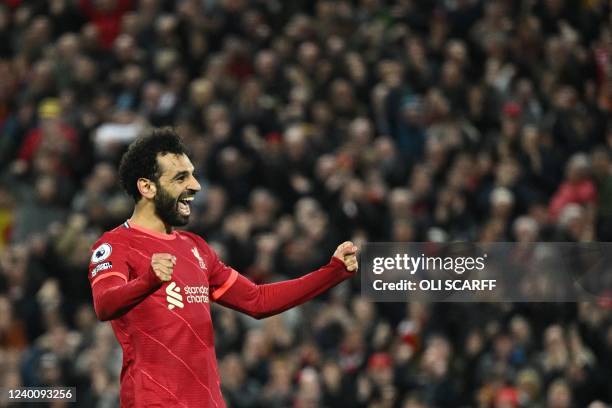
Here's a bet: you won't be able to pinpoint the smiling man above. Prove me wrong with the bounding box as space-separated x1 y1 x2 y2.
88 128 358 407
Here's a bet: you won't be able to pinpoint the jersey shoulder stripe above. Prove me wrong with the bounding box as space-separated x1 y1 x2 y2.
211 269 238 300
91 271 128 287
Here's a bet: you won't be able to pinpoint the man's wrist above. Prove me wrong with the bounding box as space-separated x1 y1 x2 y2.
330 256 354 274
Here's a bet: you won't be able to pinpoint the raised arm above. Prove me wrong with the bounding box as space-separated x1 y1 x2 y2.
215 242 358 319
89 245 175 321
91 268 162 321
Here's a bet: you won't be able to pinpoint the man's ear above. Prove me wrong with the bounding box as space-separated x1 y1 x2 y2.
137 178 156 200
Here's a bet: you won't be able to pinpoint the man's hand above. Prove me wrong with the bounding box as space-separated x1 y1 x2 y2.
334 241 359 272
151 253 176 282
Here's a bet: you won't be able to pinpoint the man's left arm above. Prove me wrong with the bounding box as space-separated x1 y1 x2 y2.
213 242 358 319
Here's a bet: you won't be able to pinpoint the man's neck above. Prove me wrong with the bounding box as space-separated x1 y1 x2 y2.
129 204 172 234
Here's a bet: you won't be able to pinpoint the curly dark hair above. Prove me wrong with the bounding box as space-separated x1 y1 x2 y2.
118 127 188 202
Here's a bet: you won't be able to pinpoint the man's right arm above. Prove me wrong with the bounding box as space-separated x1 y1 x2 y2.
91 269 162 321
89 237 174 321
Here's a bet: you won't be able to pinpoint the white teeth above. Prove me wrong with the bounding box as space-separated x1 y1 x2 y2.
184 197 194 201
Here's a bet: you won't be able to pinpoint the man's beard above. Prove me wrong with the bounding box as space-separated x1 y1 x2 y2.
154 182 190 227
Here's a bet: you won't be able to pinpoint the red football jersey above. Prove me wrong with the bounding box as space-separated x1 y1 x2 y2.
88 221 237 407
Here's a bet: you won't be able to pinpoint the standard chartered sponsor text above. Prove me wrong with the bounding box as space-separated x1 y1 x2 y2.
184 285 209 304
372 253 487 275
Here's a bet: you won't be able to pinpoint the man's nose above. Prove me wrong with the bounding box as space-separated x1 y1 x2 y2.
189 176 201 192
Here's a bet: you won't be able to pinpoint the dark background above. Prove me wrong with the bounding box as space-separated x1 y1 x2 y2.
0 0 611 407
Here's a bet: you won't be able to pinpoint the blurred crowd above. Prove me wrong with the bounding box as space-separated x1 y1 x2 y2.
0 0 611 407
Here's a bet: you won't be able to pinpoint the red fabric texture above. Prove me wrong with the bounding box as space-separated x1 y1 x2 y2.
91 266 161 321
216 257 353 319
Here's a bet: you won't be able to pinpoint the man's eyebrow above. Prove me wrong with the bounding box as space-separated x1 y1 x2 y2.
172 170 190 180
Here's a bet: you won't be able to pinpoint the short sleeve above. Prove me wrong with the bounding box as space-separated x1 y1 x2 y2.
88 233 130 288
202 242 238 302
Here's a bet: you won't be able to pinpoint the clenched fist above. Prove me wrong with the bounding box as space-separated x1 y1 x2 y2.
151 253 176 282
334 241 359 272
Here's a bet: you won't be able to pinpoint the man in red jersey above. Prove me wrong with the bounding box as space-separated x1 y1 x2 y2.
88 128 358 407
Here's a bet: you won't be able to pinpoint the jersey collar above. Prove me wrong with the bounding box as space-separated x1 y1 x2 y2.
125 220 178 240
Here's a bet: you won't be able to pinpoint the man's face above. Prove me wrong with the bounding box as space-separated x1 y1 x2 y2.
153 153 201 226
